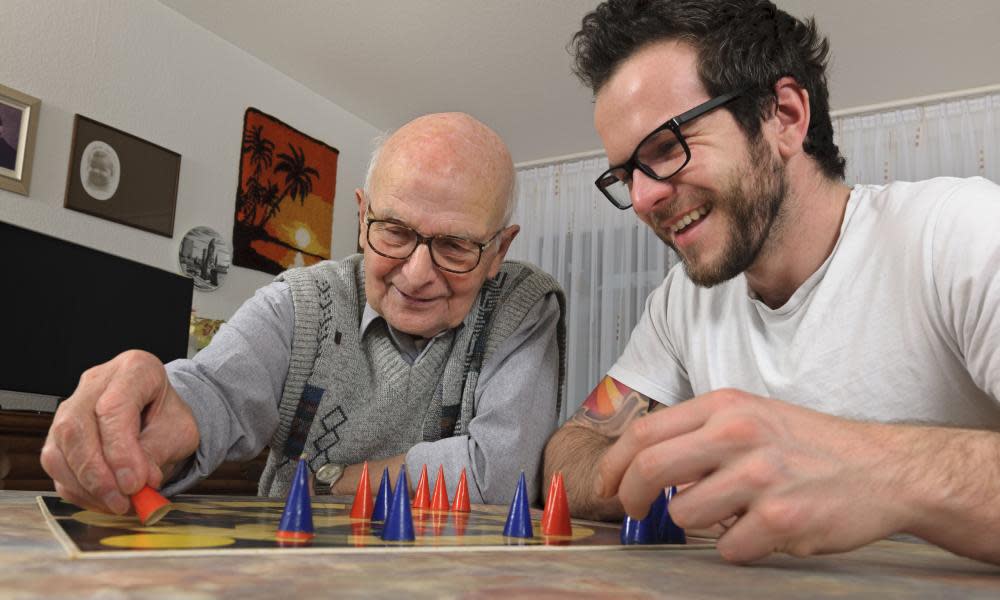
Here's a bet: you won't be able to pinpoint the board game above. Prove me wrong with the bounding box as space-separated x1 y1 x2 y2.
38 495 715 559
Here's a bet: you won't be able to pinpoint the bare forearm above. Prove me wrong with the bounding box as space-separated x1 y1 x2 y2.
544 424 625 521
897 426 1000 564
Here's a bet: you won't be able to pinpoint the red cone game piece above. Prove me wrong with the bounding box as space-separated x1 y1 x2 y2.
350 461 374 519
412 464 431 509
430 465 450 511
541 472 572 536
131 485 172 526
452 468 471 512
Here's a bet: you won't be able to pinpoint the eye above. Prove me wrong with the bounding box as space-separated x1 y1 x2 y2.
434 236 477 259
374 223 413 246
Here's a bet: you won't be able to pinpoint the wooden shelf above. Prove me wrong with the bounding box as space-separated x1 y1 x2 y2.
0 410 267 495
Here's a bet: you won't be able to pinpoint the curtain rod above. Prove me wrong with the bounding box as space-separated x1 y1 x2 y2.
830 82 1000 118
515 148 606 170
516 83 1000 171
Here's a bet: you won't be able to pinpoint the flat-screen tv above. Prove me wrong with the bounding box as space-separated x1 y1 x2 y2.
0 221 193 404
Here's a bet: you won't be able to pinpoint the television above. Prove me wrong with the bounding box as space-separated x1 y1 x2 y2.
0 221 193 411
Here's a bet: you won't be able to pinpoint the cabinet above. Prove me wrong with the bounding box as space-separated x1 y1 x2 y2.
0 410 267 494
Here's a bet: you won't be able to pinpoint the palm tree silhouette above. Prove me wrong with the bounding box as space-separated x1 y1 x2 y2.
264 143 320 222
237 125 277 226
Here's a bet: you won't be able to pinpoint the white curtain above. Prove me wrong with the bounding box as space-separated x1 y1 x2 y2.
834 93 1000 184
509 158 679 419
513 90 1000 421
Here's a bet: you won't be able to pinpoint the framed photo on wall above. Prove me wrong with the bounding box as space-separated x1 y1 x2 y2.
232 107 339 275
64 115 182 238
0 83 41 196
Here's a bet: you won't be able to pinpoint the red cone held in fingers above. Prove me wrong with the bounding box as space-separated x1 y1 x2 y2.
132 485 172 526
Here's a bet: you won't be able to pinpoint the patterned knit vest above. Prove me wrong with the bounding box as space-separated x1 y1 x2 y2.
257 255 566 497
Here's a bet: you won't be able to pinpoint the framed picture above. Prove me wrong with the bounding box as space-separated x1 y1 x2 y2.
64 115 181 238
0 83 41 196
178 226 231 292
232 107 339 275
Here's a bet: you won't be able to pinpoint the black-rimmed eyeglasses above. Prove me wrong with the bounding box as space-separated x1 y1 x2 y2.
595 91 743 210
365 207 501 274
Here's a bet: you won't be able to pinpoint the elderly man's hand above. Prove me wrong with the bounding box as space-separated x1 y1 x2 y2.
595 389 911 562
40 350 199 514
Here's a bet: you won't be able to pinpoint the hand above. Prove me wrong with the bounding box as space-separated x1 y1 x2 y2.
40 350 199 515
596 388 910 562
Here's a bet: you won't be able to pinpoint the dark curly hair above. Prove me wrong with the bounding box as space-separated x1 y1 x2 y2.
572 0 845 180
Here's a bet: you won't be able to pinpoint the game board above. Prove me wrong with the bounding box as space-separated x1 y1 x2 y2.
38 495 715 559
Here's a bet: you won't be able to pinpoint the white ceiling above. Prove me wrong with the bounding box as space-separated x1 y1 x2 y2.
160 0 1000 164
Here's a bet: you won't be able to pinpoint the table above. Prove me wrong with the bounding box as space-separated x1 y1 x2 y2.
1 491 997 599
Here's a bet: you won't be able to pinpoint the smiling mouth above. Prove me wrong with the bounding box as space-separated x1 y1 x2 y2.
670 205 711 235
396 288 438 303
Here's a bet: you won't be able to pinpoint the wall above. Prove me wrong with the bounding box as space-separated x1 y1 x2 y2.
0 0 378 322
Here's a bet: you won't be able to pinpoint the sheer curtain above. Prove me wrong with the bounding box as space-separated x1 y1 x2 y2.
512 90 1000 421
834 93 1000 183
509 158 679 418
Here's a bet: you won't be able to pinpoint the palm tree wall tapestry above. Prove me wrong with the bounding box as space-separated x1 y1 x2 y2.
233 108 339 275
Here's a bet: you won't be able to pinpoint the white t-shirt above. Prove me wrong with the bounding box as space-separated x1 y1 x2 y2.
608 177 1000 428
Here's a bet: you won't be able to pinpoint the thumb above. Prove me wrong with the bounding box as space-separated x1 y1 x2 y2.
137 384 200 488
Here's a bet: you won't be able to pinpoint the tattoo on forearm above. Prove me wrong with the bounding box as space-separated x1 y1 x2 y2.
568 376 654 437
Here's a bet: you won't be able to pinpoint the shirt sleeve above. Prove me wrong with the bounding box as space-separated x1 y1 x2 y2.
162 281 294 494
404 292 561 506
930 177 1000 403
607 271 693 407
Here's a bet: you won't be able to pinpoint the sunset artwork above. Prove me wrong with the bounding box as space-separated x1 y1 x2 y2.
232 108 339 275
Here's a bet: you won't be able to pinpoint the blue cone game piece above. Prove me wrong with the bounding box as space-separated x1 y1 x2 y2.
657 486 687 544
381 465 415 541
372 467 393 521
620 490 664 545
276 454 314 542
502 471 534 538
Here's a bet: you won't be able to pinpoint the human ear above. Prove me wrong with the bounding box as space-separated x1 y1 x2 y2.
486 225 520 278
770 77 811 161
355 189 367 251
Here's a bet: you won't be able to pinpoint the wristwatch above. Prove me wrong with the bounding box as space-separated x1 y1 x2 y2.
316 463 346 489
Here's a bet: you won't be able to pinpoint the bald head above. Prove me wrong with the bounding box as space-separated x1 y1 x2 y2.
365 113 516 227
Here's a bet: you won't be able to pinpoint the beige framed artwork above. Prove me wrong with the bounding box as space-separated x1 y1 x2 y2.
64 115 181 238
0 83 41 196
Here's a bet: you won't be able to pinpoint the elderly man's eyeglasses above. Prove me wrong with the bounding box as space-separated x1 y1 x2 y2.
365 207 502 274
595 91 743 210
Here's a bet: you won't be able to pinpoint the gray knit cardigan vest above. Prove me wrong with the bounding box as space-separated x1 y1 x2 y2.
257 255 566 497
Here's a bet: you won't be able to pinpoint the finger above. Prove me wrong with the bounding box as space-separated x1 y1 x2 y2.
666 461 762 530
614 414 762 519
96 354 168 495
41 440 107 512
51 401 130 514
596 402 711 498
135 385 199 488
715 508 783 563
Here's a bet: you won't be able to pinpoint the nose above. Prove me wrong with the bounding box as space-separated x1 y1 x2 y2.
629 168 677 218
400 240 439 286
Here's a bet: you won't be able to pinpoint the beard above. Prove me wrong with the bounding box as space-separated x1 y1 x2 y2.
656 136 788 287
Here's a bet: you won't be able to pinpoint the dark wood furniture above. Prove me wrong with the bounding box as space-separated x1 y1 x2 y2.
0 410 266 494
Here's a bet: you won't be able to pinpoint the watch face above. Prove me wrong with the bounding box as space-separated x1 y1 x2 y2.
316 463 345 485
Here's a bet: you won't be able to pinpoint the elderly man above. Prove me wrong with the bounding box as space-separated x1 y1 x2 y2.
42 113 566 512
545 0 1000 565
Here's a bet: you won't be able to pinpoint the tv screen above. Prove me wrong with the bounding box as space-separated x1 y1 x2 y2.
0 221 193 401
